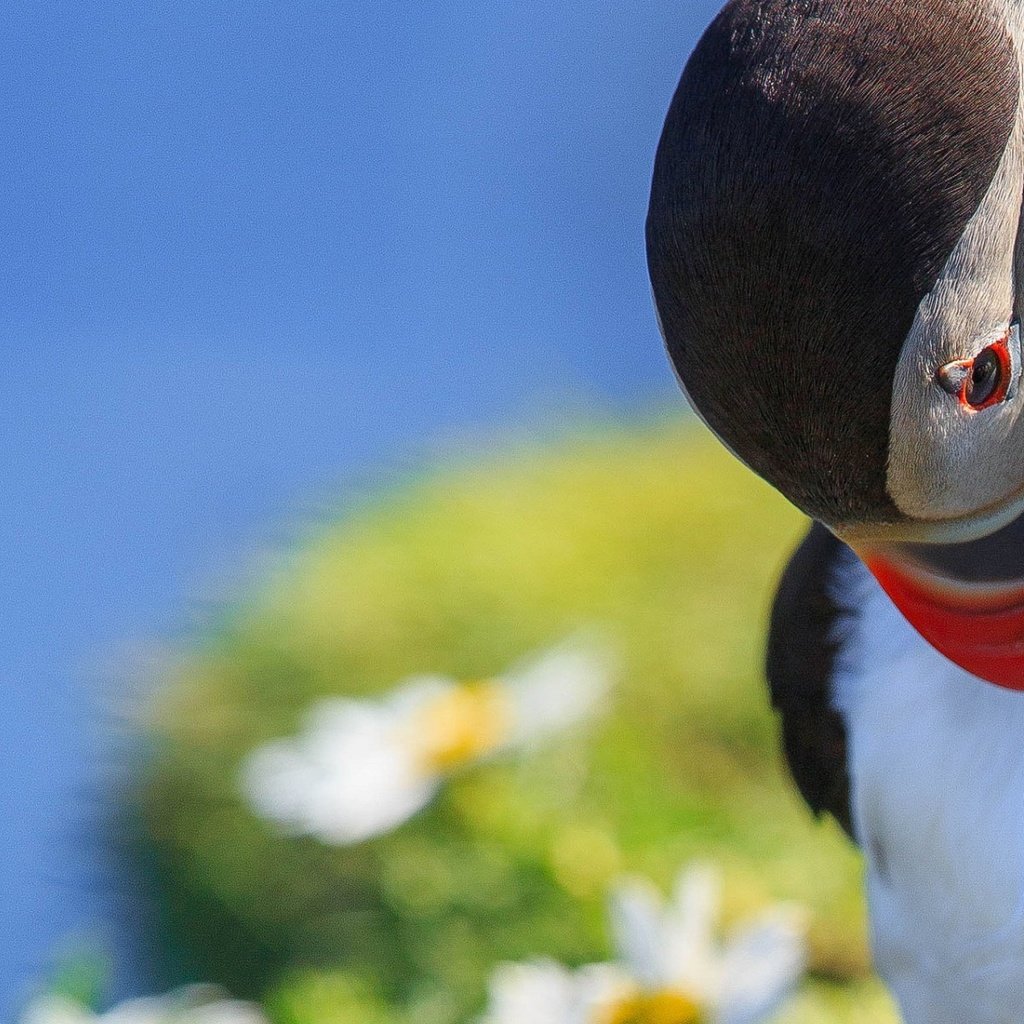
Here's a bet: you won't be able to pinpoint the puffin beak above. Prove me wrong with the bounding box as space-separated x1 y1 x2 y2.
855 519 1024 690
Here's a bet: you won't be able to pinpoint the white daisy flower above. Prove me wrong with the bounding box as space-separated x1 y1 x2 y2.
21 987 267 1024
240 635 614 844
480 864 807 1024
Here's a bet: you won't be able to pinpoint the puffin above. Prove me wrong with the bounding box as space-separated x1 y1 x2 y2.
647 1 1024 1021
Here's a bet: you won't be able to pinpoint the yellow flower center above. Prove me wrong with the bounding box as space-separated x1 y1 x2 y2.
598 989 703 1024
415 681 511 771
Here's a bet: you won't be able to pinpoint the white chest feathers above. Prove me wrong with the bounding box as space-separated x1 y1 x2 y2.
832 563 1024 1024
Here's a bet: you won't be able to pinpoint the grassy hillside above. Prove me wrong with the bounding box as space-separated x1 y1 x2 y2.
135 419 899 1023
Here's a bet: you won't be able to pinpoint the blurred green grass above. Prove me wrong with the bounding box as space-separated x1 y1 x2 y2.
135 418 899 1023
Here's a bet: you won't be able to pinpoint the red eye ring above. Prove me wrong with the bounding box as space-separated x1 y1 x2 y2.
937 335 1013 411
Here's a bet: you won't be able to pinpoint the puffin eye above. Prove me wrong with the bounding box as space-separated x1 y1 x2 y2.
937 332 1013 411
966 347 1005 408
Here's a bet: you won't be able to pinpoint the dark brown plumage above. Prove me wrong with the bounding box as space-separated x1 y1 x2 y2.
766 522 854 836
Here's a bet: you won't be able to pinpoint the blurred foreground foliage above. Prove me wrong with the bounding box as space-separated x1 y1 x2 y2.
135 419 898 1023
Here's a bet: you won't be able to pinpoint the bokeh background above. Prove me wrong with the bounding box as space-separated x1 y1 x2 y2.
2 4 892 1021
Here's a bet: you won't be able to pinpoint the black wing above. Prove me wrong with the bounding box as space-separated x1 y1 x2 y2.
766 522 855 839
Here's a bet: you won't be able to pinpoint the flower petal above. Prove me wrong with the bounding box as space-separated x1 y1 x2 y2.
502 636 614 747
479 961 580 1024
664 862 723 999
105 986 268 1024
384 676 456 717
479 961 633 1024
185 1001 268 1024
609 877 668 987
572 964 637 1024
713 907 807 1024
239 741 316 831
240 695 440 844
20 995 96 1024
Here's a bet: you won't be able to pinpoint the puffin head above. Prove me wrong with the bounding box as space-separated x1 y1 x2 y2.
648 0 1024 687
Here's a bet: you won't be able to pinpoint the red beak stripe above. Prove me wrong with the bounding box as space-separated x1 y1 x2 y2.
866 555 1024 691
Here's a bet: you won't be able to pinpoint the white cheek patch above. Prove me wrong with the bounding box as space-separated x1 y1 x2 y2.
886 68 1024 523
1008 320 1023 401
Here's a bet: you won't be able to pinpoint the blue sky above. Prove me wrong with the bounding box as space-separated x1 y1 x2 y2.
0 2 719 1013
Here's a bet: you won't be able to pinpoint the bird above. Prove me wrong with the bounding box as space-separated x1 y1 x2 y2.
647 1 1024 1021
